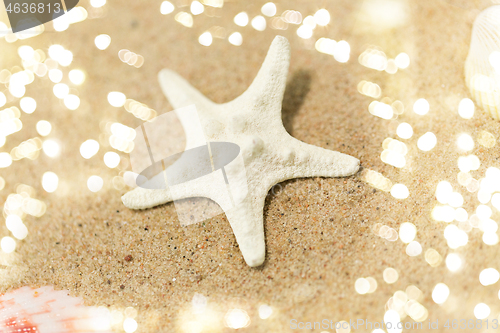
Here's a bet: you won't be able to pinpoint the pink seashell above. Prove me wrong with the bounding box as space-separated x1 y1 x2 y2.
0 286 113 333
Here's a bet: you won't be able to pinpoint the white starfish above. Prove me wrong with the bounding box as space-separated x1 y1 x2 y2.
122 36 360 267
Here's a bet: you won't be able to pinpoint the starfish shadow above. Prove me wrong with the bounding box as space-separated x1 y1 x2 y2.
281 70 312 136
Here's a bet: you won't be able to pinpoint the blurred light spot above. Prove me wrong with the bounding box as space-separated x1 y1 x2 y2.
0 152 12 168
66 6 88 24
201 0 223 8
104 152 120 168
366 277 377 293
228 32 242 46
42 171 59 192
18 45 34 60
396 122 413 139
355 277 370 294
1 236 15 253
444 225 468 249
48 45 65 62
383 267 398 284
476 204 492 219
118 49 144 68
0 176 4 190
108 92 126 107
458 98 474 119
199 32 213 46
385 59 398 74
474 303 490 319
425 248 442 267
445 253 462 272
399 222 416 243
315 38 336 55
225 309 250 329
369 101 393 119
357 80 381 98
159 1 174 15
90 0 106 7
123 318 138 333
88 175 104 192
333 40 350 63
479 268 499 286
296 25 313 39
69 69 85 85
48 69 63 83
303 15 316 29
190 1 204 15
6 216 28 240
314 9 330 26
0 92 6 108
36 120 52 137
9 84 26 98
42 139 60 158
58 50 73 67
261 2 276 17
359 47 387 71
359 168 392 192
417 132 437 151
258 304 273 319
413 98 429 115
95 34 111 50
384 310 400 333
53 83 69 99
455 207 468 222
234 12 249 26
251 15 266 31
281 10 302 24
457 133 474 151
483 232 499 245
80 139 99 159
432 283 449 304
175 12 193 28
124 99 156 121
124 307 137 319
64 95 80 110
477 130 496 148
0 22 8 38
53 15 69 31
390 184 409 199
109 123 135 153
406 241 422 256
19 97 36 114
395 52 410 69
381 138 406 168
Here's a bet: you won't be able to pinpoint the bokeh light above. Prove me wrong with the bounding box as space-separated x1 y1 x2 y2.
108 92 126 107
42 171 59 192
413 98 430 115
95 34 111 50
87 175 104 192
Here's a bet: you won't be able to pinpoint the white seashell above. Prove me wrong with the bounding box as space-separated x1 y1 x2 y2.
465 5 500 119
0 286 114 332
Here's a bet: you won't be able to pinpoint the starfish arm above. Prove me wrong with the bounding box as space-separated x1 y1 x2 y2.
122 187 173 210
234 36 290 114
224 191 267 267
275 138 360 181
121 167 241 211
158 69 215 110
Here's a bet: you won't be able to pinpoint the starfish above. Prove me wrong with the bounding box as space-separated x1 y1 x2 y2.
122 36 360 267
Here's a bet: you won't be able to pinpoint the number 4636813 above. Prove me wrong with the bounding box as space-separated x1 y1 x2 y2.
5 2 61 14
